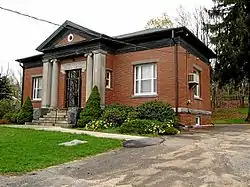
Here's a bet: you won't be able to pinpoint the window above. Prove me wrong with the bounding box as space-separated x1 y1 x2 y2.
32 77 42 100
194 69 200 98
195 116 201 126
105 71 111 88
134 63 157 95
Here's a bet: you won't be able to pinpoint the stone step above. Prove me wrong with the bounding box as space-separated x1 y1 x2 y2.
44 114 68 118
49 111 67 115
40 117 67 121
32 120 68 124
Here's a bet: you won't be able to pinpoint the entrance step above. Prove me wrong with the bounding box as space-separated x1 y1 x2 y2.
27 109 70 127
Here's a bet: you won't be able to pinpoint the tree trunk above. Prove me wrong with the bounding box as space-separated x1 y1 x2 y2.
246 82 250 122
246 1 250 122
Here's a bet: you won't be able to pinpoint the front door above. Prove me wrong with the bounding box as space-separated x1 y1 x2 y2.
66 69 81 107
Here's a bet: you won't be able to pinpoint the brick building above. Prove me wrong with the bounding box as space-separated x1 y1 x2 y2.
17 21 215 126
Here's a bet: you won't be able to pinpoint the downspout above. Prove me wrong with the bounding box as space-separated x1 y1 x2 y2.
19 63 25 106
172 30 179 116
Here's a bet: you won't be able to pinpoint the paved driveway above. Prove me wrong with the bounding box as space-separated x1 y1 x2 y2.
1 125 250 187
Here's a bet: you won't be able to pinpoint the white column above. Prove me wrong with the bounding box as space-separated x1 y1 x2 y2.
85 53 93 101
93 50 106 106
42 59 52 108
50 59 59 108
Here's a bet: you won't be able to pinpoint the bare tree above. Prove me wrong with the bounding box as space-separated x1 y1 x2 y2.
145 13 173 29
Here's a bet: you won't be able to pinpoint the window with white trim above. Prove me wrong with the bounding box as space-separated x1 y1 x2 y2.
195 116 201 126
32 77 42 100
194 69 200 98
134 63 157 95
105 71 111 88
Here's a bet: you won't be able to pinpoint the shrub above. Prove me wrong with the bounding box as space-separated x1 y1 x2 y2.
102 104 135 126
127 111 139 120
105 103 134 114
120 119 178 135
10 112 19 123
0 99 19 119
102 108 127 127
85 120 113 130
137 101 176 123
78 86 101 127
17 97 33 124
3 112 13 121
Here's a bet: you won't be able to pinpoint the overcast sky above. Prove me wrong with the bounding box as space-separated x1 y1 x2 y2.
0 0 213 75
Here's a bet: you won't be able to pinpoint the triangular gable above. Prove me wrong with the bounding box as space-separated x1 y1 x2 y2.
36 20 102 51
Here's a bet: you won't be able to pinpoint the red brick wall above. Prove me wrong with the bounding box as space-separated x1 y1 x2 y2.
23 66 43 108
111 47 175 106
179 114 211 125
105 54 114 105
178 46 211 111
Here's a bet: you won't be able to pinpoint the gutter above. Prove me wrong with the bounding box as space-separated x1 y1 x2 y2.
19 63 25 106
172 30 179 116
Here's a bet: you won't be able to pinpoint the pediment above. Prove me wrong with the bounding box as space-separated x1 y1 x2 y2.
54 32 87 47
36 20 102 51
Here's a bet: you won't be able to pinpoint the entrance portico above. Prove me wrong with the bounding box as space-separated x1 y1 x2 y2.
41 50 106 109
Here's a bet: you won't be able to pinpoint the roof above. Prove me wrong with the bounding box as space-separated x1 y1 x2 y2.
115 26 216 59
17 21 216 63
16 54 43 63
115 28 171 39
36 20 111 51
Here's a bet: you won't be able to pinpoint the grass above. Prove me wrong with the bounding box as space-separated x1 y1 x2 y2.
212 108 249 124
0 127 121 174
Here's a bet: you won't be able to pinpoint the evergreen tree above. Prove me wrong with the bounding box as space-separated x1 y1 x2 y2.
78 86 101 126
0 75 12 100
208 0 250 121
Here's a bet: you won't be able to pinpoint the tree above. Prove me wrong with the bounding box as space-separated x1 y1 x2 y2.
0 75 12 100
207 0 250 121
145 13 173 29
17 96 33 124
175 5 211 47
78 86 101 126
175 5 192 29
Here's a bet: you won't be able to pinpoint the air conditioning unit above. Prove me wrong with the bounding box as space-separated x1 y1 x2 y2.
188 73 199 85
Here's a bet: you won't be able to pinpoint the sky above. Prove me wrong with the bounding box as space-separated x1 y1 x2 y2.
0 0 213 76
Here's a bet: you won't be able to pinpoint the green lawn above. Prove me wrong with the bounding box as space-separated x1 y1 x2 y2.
212 108 249 124
0 127 121 174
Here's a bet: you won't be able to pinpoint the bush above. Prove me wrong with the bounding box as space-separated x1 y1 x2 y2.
127 111 139 120
102 108 127 127
120 119 179 135
10 112 19 123
137 101 176 123
85 120 113 130
78 86 101 127
102 104 135 126
0 99 20 119
3 112 13 121
17 97 33 124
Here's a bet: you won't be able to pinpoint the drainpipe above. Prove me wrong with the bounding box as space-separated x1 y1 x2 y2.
19 63 25 106
172 30 179 116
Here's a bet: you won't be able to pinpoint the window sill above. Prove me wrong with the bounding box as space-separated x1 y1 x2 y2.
32 99 42 102
194 96 202 101
105 87 113 90
131 94 158 98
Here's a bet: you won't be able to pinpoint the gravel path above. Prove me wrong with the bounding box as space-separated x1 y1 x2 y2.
1 124 250 187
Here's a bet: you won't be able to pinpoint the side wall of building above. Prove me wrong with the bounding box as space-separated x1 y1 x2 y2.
23 66 43 108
